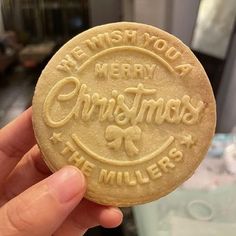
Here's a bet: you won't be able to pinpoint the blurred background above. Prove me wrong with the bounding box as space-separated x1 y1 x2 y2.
0 0 236 235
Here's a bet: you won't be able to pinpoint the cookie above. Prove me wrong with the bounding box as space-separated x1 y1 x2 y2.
32 22 216 207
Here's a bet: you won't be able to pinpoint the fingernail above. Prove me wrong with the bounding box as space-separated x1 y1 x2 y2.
48 166 85 203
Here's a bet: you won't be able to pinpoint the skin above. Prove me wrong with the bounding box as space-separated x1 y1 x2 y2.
0 108 123 236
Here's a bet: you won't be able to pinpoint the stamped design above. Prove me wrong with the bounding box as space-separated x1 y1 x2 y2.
43 28 205 166
71 133 175 166
33 22 216 206
50 132 62 144
43 74 204 161
105 125 141 156
43 79 204 128
181 134 195 148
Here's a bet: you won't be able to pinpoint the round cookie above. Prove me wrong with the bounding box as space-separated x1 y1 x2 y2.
32 22 216 207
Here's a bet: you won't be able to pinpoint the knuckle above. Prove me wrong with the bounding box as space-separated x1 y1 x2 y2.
4 196 33 234
0 141 25 160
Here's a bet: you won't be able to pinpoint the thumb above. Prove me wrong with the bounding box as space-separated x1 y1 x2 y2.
0 166 86 236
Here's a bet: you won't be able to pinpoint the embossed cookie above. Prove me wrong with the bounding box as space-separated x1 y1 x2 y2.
32 22 216 207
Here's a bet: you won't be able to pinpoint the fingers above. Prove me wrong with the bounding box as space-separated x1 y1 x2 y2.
72 200 123 229
0 166 86 236
1 146 123 236
0 108 36 184
54 200 123 236
1 145 51 203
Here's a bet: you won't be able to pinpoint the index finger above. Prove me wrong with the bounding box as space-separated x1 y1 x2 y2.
0 107 36 184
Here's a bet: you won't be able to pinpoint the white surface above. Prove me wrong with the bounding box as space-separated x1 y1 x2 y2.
171 216 236 236
191 0 236 59
133 145 236 236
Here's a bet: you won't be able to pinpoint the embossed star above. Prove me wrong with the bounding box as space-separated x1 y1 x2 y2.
181 134 195 148
50 132 62 144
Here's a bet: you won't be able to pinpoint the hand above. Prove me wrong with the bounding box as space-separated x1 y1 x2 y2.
0 108 123 236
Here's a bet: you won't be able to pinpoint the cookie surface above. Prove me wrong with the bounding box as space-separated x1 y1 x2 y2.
32 22 216 207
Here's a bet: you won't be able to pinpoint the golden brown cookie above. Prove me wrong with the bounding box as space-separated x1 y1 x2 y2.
32 22 216 207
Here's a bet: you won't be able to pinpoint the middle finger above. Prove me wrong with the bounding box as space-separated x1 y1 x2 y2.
1 145 51 204
54 199 123 236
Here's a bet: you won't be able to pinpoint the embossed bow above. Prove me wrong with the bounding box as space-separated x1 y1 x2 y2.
105 125 142 156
